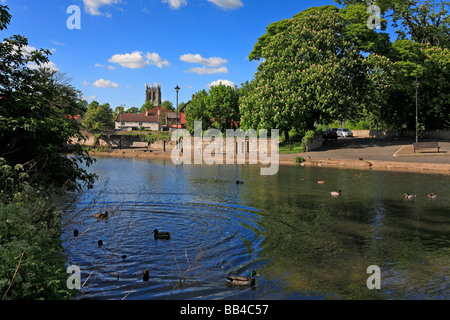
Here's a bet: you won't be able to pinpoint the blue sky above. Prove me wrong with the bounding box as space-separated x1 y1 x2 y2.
4 0 352 110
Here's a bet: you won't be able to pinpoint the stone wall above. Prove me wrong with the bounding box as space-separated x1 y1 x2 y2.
352 130 450 140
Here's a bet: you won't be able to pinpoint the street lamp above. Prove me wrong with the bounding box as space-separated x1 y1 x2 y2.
175 85 180 149
413 78 420 151
175 85 180 129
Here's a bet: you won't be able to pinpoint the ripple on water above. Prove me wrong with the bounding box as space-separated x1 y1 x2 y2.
62 199 266 300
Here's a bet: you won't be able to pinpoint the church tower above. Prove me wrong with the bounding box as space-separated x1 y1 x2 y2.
145 83 162 107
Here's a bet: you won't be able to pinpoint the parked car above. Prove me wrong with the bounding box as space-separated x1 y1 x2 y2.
323 128 338 140
337 128 353 137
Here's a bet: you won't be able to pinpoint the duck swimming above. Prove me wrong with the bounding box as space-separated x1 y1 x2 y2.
143 269 149 282
226 270 257 286
330 190 341 197
404 193 416 199
317 180 325 184
94 211 109 220
427 193 437 199
153 229 171 240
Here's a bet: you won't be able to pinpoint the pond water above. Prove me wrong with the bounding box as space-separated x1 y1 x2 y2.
60 157 450 300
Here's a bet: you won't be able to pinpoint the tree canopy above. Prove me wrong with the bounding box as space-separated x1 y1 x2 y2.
185 84 240 134
242 2 449 134
0 6 96 190
82 101 114 132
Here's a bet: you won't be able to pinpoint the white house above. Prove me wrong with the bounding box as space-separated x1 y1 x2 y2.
115 110 161 131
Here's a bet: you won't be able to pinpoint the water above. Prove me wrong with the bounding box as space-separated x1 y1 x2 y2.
60 157 450 300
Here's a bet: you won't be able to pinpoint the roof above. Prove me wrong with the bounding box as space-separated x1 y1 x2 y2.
115 113 159 123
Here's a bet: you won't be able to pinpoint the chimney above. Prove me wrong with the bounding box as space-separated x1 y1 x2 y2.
145 110 148 116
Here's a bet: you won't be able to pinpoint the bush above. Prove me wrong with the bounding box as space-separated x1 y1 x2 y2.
295 156 305 164
0 159 76 300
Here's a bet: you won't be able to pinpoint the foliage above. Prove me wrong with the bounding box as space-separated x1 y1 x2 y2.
140 101 154 114
185 89 211 133
161 100 175 111
207 84 240 132
244 3 449 132
0 6 96 300
82 101 114 132
295 156 305 164
0 5 96 191
0 159 76 300
241 6 374 139
336 0 450 48
126 107 139 113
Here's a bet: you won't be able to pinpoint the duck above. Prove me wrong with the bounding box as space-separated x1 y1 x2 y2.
143 269 149 282
236 180 244 185
153 229 171 240
317 180 325 184
94 211 109 220
226 270 257 286
427 193 438 199
404 193 416 199
330 190 341 197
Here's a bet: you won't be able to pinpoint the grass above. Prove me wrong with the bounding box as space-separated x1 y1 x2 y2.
279 141 304 154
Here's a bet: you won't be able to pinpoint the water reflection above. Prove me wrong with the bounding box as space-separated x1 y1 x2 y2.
61 158 450 299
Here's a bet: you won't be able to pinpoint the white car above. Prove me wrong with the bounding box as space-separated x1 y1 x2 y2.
337 128 353 137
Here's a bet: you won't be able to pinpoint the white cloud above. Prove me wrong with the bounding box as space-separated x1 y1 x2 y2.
83 95 97 100
107 65 116 70
180 53 228 68
208 79 236 87
27 61 60 72
162 0 187 9
82 81 90 86
51 40 65 46
83 0 120 16
108 51 146 68
95 63 105 68
145 52 170 68
93 78 120 89
207 0 243 9
108 51 169 69
185 66 228 75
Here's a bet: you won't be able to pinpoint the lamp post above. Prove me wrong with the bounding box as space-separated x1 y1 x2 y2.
175 85 180 149
175 85 180 129
413 79 420 151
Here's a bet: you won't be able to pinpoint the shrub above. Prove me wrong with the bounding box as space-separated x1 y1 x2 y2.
295 156 305 164
0 159 77 300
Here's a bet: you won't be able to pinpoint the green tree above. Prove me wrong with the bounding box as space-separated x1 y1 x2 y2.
386 40 450 129
126 106 139 113
241 6 371 139
161 100 175 111
140 101 154 113
336 0 450 48
185 89 211 133
82 101 114 132
207 84 239 132
0 7 96 190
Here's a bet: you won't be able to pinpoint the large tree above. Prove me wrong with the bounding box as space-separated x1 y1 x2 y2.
0 5 95 191
82 101 114 132
335 0 450 48
185 84 240 134
241 6 378 138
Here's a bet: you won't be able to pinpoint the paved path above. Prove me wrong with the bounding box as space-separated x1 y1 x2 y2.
280 137 450 174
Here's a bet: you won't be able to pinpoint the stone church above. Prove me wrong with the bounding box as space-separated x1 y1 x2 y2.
145 83 161 107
